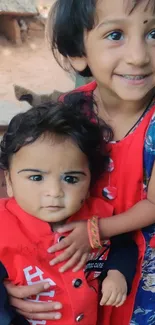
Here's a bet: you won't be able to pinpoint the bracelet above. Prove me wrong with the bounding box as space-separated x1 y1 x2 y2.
87 215 102 249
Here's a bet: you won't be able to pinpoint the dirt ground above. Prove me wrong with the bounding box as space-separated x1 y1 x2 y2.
0 0 74 125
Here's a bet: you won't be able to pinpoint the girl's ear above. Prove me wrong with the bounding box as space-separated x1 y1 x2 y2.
68 56 88 72
4 171 13 197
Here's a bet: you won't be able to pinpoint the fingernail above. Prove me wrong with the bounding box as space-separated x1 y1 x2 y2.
49 261 55 266
54 303 62 310
55 313 62 319
47 248 52 253
44 283 51 289
59 268 64 273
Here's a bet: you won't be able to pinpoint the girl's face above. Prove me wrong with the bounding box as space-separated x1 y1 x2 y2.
72 0 155 102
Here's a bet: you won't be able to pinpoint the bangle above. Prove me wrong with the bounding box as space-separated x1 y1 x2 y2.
87 215 102 249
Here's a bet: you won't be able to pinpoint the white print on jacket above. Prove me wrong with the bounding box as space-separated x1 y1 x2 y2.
23 266 56 325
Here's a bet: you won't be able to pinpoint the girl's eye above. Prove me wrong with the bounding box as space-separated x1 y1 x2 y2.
106 31 124 41
147 29 155 40
29 175 43 182
63 176 79 184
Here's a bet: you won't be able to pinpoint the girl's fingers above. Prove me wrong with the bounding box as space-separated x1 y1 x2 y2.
47 237 71 254
49 244 76 266
59 251 82 273
73 253 89 272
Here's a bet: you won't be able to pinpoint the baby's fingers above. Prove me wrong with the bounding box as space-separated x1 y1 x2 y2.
100 290 112 306
104 291 119 306
116 294 127 307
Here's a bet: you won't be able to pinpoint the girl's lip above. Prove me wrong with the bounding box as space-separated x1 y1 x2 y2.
114 73 152 85
116 73 151 78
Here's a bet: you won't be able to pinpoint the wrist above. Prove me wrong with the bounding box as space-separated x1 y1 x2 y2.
107 269 126 280
98 218 106 240
87 216 102 249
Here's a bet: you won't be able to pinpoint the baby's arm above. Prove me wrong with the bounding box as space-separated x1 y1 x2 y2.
100 234 138 307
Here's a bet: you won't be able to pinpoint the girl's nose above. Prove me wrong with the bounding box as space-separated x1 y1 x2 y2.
125 38 150 67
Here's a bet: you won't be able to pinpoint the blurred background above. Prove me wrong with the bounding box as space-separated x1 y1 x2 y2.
0 0 75 197
0 0 74 124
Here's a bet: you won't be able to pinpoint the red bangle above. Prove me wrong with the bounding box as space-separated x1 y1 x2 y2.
87 215 102 249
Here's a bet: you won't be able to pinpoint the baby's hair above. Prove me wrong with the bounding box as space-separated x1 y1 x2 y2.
0 93 113 184
48 0 155 77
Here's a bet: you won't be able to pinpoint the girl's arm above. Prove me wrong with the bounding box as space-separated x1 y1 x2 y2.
48 164 155 272
99 162 155 238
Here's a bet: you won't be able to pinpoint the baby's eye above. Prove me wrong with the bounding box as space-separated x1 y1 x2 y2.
63 176 79 184
147 29 155 40
29 175 43 181
106 31 124 41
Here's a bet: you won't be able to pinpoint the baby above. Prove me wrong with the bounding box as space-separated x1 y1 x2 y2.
0 93 137 325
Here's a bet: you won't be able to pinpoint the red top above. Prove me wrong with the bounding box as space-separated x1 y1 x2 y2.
60 81 155 324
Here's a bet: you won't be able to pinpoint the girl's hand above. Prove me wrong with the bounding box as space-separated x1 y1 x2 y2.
48 221 91 272
4 281 62 320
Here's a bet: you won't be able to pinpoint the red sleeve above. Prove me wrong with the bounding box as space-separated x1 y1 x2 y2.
71 197 113 222
86 197 113 218
59 81 97 102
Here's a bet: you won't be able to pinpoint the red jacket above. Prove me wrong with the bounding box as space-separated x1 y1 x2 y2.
0 197 115 325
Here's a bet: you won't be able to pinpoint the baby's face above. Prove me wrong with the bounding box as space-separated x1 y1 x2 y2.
5 135 91 223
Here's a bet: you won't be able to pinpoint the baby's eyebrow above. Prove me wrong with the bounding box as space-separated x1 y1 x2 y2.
64 171 87 176
17 168 48 174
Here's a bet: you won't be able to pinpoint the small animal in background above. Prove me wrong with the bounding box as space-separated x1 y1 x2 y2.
14 84 64 106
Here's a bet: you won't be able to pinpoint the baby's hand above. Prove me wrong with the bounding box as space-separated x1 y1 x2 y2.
100 270 127 307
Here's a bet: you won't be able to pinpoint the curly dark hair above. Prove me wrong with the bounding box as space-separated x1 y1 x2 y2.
0 93 113 184
48 0 154 77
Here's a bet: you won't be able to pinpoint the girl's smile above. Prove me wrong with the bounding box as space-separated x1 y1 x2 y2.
114 73 153 86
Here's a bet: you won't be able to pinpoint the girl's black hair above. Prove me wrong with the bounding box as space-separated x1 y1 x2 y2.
48 0 155 77
0 93 113 184
48 0 96 77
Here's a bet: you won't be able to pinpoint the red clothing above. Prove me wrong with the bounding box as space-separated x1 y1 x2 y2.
63 81 155 325
0 197 114 325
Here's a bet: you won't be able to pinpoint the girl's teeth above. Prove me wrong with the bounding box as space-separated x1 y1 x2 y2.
122 75 145 80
